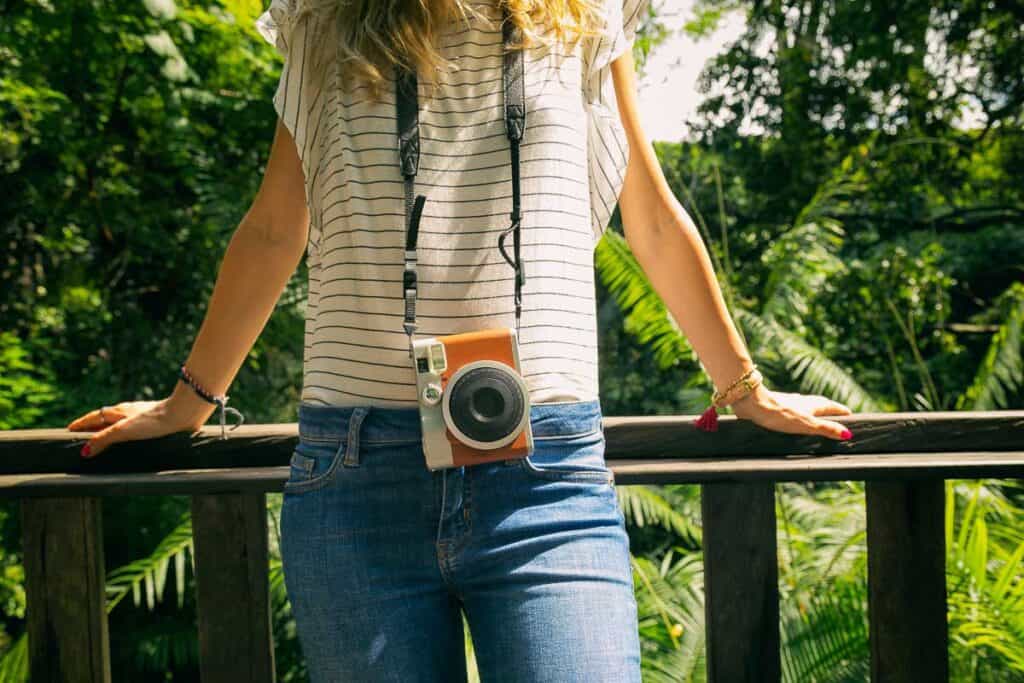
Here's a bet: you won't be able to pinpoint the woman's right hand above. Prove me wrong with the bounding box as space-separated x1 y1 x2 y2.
67 392 216 458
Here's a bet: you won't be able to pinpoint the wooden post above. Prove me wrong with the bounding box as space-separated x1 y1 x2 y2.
191 492 275 683
22 497 111 683
701 482 781 682
866 479 949 682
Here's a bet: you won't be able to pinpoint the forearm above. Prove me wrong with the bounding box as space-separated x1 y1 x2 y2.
170 221 307 420
608 50 753 392
621 178 753 391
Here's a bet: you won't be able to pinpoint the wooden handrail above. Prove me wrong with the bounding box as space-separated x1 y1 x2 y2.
5 410 1024 683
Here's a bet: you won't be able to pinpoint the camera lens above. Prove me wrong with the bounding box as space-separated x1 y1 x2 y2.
447 366 526 444
472 386 504 420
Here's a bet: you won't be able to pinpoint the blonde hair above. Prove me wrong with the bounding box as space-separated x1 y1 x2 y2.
289 0 607 101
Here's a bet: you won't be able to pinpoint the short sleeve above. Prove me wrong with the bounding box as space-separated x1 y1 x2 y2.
255 0 316 162
255 0 325 256
255 0 295 57
580 0 650 244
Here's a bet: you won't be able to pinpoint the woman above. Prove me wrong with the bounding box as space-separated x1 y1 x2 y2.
69 0 853 680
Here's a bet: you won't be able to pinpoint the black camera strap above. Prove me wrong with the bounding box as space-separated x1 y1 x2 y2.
397 5 526 355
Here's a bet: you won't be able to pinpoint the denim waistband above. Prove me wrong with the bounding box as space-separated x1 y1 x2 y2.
296 399 603 444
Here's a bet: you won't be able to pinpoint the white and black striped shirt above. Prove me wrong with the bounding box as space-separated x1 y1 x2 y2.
256 0 648 407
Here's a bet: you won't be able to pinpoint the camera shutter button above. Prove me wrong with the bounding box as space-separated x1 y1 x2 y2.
422 382 443 405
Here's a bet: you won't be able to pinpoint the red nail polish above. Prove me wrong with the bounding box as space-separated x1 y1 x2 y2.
840 429 852 440
81 443 91 458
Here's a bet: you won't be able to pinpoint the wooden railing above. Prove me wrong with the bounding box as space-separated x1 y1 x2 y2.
3 410 1024 682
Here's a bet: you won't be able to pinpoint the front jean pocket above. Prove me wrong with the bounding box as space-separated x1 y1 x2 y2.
520 427 614 484
283 437 348 494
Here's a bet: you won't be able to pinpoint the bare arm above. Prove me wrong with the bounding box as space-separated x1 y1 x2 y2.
168 118 311 424
608 51 853 439
610 52 752 393
72 118 312 454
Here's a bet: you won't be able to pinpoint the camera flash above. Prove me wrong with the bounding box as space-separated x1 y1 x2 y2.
430 344 447 371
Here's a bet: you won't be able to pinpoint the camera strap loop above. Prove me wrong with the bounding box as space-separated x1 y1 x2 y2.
396 4 526 348
397 64 423 355
503 10 526 333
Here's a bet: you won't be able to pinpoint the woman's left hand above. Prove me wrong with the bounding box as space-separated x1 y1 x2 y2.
729 384 854 441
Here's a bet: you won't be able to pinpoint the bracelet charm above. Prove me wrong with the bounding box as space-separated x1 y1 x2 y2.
178 364 245 440
695 364 763 432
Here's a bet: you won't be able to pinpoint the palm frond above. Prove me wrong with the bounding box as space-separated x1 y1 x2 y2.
957 282 1024 410
761 166 863 331
947 480 1024 675
761 218 847 332
595 230 697 371
618 485 702 546
735 309 883 412
775 482 867 593
0 633 28 683
633 552 706 682
780 576 870 683
105 511 194 613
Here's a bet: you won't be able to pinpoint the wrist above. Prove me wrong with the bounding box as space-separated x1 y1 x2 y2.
168 380 218 427
729 383 771 416
707 356 756 395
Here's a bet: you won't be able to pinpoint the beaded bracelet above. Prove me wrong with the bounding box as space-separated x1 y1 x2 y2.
694 364 763 432
179 364 245 440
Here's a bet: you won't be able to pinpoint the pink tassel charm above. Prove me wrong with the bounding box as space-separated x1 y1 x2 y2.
695 404 719 432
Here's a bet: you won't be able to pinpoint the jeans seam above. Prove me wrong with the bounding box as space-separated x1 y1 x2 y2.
282 438 348 494
298 435 420 446
342 407 370 467
283 408 369 494
531 426 602 441
519 458 613 483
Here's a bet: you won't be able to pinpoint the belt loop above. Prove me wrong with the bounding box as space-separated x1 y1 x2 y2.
342 406 371 467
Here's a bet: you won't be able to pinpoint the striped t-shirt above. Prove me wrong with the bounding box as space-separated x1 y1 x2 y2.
255 0 648 407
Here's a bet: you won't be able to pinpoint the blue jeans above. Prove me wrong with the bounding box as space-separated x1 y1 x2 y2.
279 398 641 682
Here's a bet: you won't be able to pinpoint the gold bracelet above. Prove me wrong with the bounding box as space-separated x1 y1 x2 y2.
711 364 758 406
695 362 764 432
713 368 763 408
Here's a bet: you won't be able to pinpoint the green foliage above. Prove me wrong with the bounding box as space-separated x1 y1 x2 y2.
596 231 697 372
0 0 304 431
957 283 1024 410
1 0 1022 679
0 332 57 430
105 511 193 614
596 3 1023 676
947 481 1024 677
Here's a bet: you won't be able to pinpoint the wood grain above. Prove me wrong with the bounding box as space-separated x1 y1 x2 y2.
702 482 781 682
22 497 111 683
191 492 276 683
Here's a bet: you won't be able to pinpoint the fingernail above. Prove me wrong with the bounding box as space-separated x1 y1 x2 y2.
80 443 91 458
840 429 853 440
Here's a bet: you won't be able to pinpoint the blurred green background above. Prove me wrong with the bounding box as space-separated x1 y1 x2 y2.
1 0 1022 680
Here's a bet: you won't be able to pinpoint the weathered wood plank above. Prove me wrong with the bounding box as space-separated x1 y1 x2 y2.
602 411 1024 459
607 451 1024 484
702 482 781 683
21 497 111 683
3 411 1024 475
191 493 275 683
866 480 948 682
0 451 1022 496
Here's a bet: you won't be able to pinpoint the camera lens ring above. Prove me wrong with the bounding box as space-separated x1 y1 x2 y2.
442 360 530 450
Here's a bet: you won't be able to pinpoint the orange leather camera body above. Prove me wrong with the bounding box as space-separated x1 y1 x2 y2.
411 327 534 471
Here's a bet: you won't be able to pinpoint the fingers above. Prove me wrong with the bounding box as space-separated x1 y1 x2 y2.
67 406 122 432
81 415 140 458
815 417 853 441
67 408 101 431
81 422 118 458
768 406 853 441
810 398 853 417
